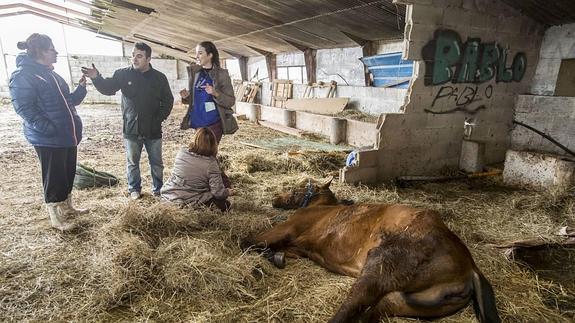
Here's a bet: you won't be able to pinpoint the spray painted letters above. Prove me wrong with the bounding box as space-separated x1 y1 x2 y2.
422 30 526 114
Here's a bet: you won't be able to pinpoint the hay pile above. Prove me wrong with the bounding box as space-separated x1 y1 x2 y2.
0 104 574 322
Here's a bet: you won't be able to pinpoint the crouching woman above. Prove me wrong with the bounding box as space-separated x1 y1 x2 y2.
161 128 232 211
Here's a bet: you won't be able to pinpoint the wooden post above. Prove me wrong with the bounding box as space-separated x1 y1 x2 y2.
265 53 277 81
237 56 248 81
304 48 317 85
362 41 375 87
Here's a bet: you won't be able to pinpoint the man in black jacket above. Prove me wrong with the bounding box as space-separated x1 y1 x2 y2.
82 42 174 199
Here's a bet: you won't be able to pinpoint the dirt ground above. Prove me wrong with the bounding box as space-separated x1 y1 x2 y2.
0 103 574 322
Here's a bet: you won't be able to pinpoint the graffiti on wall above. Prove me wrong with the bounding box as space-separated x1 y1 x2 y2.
422 29 526 114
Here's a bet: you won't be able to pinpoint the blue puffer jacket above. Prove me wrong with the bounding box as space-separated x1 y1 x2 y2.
9 53 87 147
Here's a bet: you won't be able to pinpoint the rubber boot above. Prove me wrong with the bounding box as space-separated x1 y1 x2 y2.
46 201 77 232
65 194 89 215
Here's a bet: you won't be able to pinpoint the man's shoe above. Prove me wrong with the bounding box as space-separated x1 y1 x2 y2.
152 191 161 197
130 191 141 200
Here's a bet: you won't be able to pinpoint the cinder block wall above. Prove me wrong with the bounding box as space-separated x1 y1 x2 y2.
372 0 545 180
511 95 575 156
530 23 575 95
68 55 189 104
509 23 575 158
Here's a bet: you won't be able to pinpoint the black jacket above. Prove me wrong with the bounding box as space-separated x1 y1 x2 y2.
93 65 174 140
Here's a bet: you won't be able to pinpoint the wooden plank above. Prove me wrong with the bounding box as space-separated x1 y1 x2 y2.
380 77 411 88
239 141 267 149
258 120 305 137
270 79 292 108
285 97 349 115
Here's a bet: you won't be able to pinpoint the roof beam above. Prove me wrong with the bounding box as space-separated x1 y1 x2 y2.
214 1 385 43
245 45 272 57
341 31 370 47
281 38 310 52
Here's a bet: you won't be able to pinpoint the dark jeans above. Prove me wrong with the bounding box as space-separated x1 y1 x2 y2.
205 198 231 212
207 120 223 144
34 146 77 203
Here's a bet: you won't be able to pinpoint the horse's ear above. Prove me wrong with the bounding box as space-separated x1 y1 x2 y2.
321 177 334 189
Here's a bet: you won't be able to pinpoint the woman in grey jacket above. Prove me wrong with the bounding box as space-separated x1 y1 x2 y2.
160 128 232 211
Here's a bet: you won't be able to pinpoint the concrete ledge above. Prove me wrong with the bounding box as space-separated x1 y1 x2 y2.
503 150 575 191
346 119 378 148
234 102 377 147
340 166 378 184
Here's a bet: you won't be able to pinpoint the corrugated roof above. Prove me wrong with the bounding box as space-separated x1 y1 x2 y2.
84 0 406 60
4 1 575 61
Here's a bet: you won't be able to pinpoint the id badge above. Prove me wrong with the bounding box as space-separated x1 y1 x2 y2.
205 102 216 112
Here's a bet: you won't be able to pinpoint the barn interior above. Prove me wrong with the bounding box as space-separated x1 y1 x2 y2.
1 0 575 322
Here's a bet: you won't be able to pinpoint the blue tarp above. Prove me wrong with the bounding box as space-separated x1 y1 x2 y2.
360 52 413 88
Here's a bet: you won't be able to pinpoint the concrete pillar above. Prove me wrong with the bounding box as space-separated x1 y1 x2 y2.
330 118 347 145
282 109 295 127
249 104 260 122
459 139 485 173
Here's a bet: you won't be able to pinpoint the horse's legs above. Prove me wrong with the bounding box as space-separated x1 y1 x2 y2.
366 290 470 319
328 234 431 323
241 220 299 268
243 220 296 250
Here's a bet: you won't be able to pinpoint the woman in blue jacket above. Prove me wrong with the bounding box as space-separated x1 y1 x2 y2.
9 33 88 232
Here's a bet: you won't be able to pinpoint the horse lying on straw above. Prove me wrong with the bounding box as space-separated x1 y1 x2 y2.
242 179 500 323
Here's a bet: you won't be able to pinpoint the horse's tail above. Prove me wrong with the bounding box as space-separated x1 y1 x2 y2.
471 267 501 323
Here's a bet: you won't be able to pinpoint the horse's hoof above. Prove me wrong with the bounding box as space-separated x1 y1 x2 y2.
271 251 285 269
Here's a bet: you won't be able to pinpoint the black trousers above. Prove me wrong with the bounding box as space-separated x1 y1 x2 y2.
205 198 231 212
34 146 77 203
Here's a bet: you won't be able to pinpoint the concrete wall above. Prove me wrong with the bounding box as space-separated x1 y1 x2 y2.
530 23 575 95
316 47 365 86
277 51 304 67
247 56 268 82
258 81 407 115
511 95 575 156
245 42 405 86
345 0 545 183
1 54 188 104
68 55 188 104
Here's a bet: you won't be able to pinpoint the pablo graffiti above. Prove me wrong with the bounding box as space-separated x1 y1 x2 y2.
423 29 527 86
422 29 526 114
424 84 491 114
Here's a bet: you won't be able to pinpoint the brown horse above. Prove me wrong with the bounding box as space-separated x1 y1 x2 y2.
242 179 500 323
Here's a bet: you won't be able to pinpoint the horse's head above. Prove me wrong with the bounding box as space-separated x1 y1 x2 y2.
272 178 340 209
